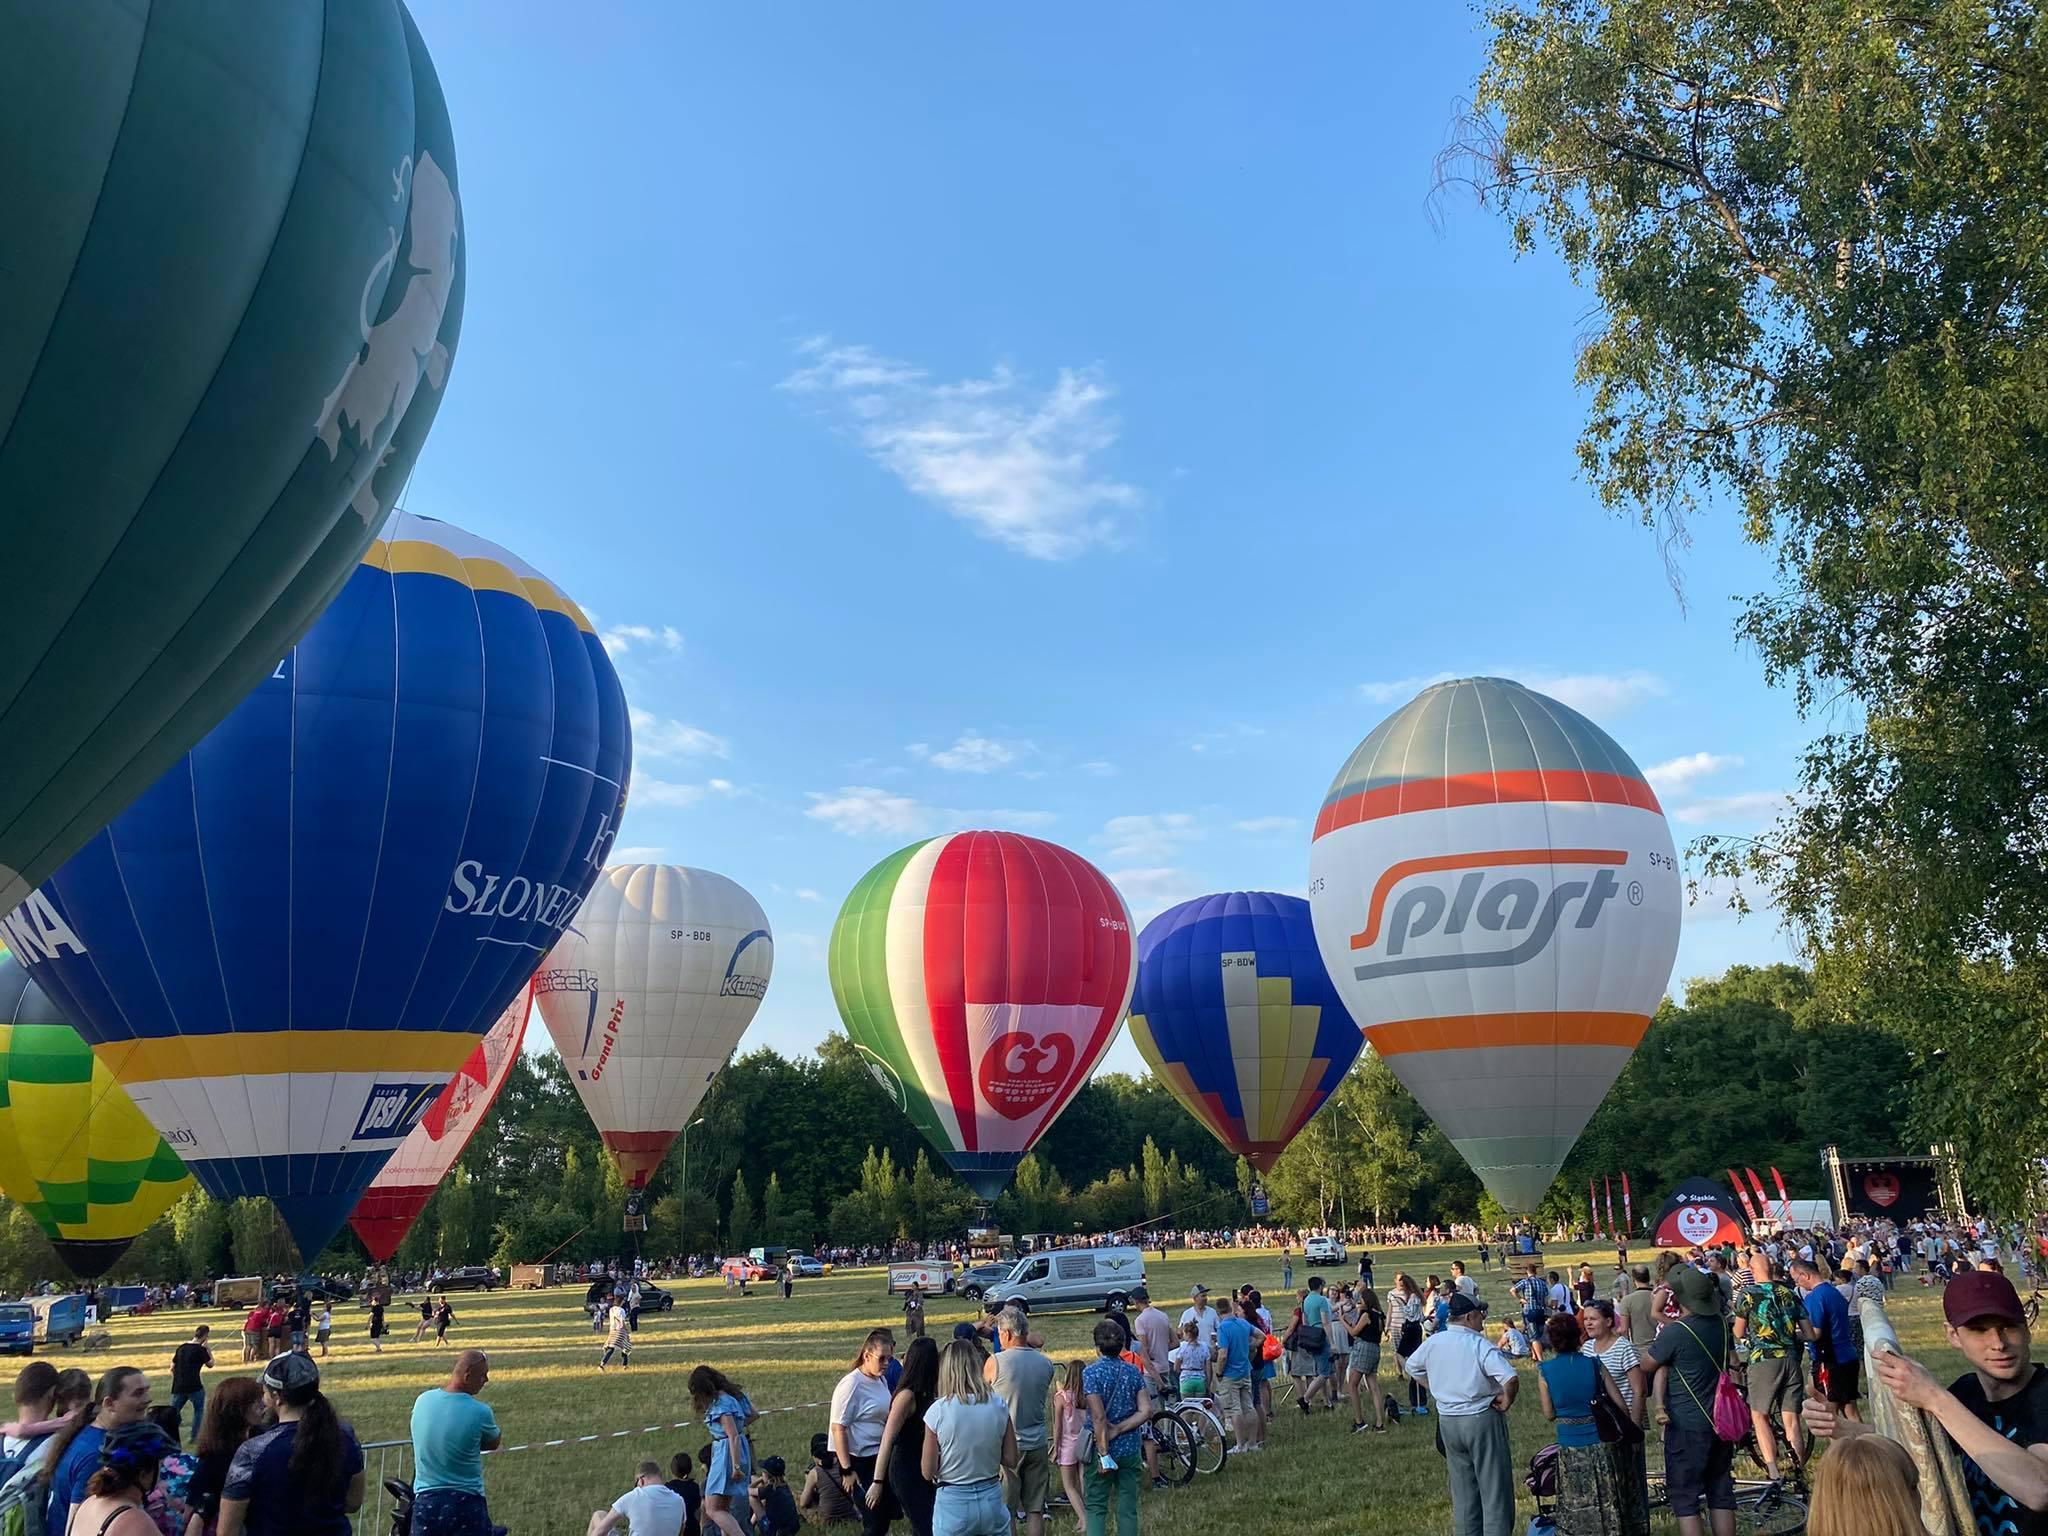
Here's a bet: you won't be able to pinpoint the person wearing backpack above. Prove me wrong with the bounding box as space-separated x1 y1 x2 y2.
1648 1267 1738 1536
0 1362 63 1535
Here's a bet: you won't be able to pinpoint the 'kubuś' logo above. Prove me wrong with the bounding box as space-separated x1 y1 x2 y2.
718 929 771 1000
1346 847 1626 982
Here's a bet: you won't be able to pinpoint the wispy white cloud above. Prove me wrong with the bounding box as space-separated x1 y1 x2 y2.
610 845 668 863
1108 867 1204 923
804 786 1056 839
1358 672 1461 705
1233 816 1300 835
1644 752 1743 793
1354 669 1665 720
806 786 933 838
795 888 822 902
1099 813 1201 864
1521 670 1666 718
601 623 684 659
635 777 739 809
781 337 1140 559
1187 723 1266 755
629 707 729 760
1670 790 1790 827
909 732 1022 774
1079 761 1117 777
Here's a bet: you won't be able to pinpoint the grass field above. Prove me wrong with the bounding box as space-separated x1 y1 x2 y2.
79 1245 1970 1535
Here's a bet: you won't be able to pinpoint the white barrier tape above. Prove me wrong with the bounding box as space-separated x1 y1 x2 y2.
363 1400 834 1461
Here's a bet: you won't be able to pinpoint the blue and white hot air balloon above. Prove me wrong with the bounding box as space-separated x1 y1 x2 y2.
0 513 630 1258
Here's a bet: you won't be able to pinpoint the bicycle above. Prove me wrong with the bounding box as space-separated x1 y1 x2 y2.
1146 1407 1199 1486
1163 1395 1230 1474
1646 1469 1808 1533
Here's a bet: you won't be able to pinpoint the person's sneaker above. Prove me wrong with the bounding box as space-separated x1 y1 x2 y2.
1298 1399 1310 1416
1413 1404 1429 1415
1151 1477 1171 1491
1351 1420 1369 1434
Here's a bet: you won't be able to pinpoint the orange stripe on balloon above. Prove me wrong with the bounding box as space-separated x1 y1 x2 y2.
1350 848 1627 949
1365 1011 1650 1054
1312 770 1661 841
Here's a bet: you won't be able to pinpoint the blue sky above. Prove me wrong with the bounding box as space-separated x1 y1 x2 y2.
406 1 1810 1074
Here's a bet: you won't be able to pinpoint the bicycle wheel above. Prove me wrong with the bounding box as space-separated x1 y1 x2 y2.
1177 1404 1227 1475
1736 1484 1807 1535
1149 1411 1197 1487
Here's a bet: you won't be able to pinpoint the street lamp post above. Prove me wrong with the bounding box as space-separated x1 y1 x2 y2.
680 1117 706 1255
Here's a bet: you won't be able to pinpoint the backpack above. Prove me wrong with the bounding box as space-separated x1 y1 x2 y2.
0 1438 51 1536
1671 1319 1748 1443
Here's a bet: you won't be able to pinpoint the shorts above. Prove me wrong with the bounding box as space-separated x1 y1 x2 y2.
1745 1354 1803 1416
1824 1358 1861 1405
1348 1341 1382 1375
1313 1349 1336 1378
1287 1348 1321 1377
1524 1309 1548 1338
1005 1445 1051 1514
1213 1376 1253 1416
1663 1421 1736 1517
1178 1375 1207 1400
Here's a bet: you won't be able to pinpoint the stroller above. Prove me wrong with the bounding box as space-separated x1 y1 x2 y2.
1524 1444 1559 1536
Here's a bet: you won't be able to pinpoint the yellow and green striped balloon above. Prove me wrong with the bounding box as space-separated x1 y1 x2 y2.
0 952 190 1277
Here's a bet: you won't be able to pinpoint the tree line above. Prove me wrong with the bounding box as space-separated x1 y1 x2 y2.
0 960 1923 1292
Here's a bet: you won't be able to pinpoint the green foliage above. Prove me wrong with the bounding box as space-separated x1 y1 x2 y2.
727 1171 756 1252
1455 0 2048 1213
225 1198 298 1274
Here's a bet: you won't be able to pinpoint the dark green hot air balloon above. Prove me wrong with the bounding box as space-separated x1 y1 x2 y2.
0 0 466 912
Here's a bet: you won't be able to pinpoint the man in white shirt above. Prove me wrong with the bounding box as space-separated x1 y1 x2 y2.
1406 1296 1519 1536
1180 1285 1219 1355
588 1460 685 1536
1451 1262 1479 1301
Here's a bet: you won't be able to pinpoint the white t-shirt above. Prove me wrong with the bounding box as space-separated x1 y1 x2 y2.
610 1482 685 1536
1179 1304 1219 1352
830 1369 892 1456
923 1395 1011 1486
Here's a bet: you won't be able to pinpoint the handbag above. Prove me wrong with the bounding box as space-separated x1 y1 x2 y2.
1295 1324 1329 1354
1589 1389 1641 1445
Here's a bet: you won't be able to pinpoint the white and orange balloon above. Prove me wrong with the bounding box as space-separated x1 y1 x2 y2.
535 866 773 1188
1307 676 1681 1213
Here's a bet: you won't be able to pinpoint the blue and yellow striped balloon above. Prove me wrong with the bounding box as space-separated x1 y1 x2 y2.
3 512 630 1259
1127 892 1361 1173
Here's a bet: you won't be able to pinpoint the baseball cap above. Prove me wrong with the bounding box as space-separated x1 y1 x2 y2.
1944 1270 2025 1328
260 1352 321 1395
1447 1293 1485 1318
1190 1284 1209 1296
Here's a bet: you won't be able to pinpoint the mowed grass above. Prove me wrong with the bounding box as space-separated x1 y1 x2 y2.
82 1246 1971 1535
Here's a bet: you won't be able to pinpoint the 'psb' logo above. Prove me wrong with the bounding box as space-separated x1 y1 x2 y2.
354 1082 439 1141
718 930 771 1000
1347 848 1627 982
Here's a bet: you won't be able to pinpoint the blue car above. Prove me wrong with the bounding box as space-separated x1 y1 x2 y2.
0 1304 35 1355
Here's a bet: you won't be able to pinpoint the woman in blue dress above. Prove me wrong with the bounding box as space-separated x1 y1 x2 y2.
1536 1314 1629 1536
690 1365 754 1536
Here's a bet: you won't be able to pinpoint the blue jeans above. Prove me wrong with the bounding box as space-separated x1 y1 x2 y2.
413 1488 492 1536
933 1480 1008 1536
170 1388 203 1439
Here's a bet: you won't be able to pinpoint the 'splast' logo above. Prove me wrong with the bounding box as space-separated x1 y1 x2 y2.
1346 848 1626 982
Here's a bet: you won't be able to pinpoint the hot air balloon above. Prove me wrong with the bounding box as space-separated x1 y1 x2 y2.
828 832 1136 1199
1306 677 1681 1213
1126 893 1362 1173
535 866 773 1188
349 984 531 1264
0 953 191 1278
3 512 629 1260
0 1 465 916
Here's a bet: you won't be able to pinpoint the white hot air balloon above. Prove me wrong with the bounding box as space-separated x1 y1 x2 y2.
1307 677 1681 1213
535 865 773 1188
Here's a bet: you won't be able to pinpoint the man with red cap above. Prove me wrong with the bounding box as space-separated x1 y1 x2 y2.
1804 1269 2048 1533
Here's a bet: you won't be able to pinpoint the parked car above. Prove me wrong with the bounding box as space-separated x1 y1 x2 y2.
213 1276 264 1309
956 1261 1018 1301
1303 1235 1349 1266
637 1280 676 1312
0 1304 34 1356
430 1266 500 1293
985 1247 1146 1313
720 1257 772 1283
786 1254 827 1279
269 1273 354 1305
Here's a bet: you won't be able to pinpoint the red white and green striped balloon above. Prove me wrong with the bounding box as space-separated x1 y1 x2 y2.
828 831 1136 1198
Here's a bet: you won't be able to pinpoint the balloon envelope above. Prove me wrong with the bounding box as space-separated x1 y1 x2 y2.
828 831 1135 1199
0 0 465 913
1127 893 1361 1174
349 983 530 1264
5 512 629 1259
535 866 773 1188
0 952 191 1278
1307 677 1681 1213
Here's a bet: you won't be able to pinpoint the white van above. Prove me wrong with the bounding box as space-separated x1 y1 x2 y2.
985 1246 1147 1313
